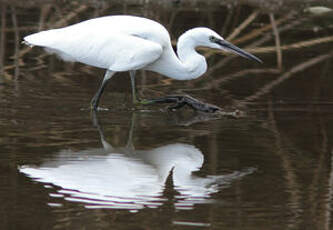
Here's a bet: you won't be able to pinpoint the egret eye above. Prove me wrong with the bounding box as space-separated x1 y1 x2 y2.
209 36 216 42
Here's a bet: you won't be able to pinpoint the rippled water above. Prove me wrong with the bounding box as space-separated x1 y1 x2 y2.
1 1 333 229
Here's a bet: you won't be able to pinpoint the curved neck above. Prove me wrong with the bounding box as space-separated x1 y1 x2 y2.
147 30 207 80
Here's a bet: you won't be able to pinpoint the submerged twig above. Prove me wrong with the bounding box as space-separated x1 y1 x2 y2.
221 7 233 36
11 6 20 80
245 36 333 54
142 94 222 113
241 50 333 104
38 4 52 31
227 10 259 41
232 12 295 45
210 68 280 87
0 5 6 80
269 13 282 70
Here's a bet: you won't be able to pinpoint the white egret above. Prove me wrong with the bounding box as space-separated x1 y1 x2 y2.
23 15 262 110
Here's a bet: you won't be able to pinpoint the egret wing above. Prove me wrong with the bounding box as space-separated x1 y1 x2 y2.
25 28 163 71
66 32 163 71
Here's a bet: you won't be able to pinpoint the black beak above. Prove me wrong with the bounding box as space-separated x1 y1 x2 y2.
216 39 263 63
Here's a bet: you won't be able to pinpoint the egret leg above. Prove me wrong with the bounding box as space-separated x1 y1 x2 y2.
91 70 115 110
129 70 138 104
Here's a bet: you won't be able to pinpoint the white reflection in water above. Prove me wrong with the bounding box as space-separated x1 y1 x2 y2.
19 113 255 210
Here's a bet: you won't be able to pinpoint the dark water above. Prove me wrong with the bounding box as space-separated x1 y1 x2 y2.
1 1 333 229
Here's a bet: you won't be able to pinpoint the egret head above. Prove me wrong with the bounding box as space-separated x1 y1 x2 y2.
191 27 262 63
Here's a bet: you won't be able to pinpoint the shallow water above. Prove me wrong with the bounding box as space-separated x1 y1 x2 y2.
1 1 333 229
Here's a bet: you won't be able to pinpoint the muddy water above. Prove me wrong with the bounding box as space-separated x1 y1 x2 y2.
1 1 333 229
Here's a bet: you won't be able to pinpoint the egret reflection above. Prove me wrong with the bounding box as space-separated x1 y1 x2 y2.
19 113 255 210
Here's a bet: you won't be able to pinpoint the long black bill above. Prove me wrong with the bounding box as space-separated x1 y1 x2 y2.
217 39 263 63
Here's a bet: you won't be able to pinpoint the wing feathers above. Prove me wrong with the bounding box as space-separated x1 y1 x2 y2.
24 28 163 71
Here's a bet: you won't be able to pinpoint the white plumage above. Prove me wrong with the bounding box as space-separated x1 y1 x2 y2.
24 15 261 110
25 16 166 71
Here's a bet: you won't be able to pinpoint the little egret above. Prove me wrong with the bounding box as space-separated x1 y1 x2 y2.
24 15 262 110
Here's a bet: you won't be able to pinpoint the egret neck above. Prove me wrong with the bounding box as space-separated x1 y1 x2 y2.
146 30 207 81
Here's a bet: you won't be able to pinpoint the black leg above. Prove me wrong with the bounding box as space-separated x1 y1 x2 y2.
91 70 115 110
